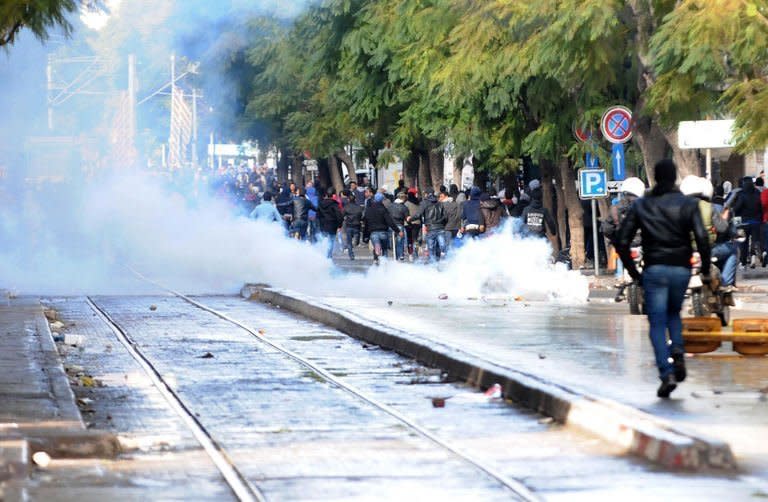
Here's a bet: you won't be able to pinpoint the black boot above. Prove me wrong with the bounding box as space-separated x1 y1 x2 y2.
671 352 686 382
657 374 677 398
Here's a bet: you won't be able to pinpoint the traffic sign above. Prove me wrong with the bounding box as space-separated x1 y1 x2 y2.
579 169 607 199
573 122 593 143
601 106 633 144
611 143 626 181
586 152 599 168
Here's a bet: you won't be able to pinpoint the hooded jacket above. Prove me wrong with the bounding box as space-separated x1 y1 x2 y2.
462 188 484 226
521 197 556 237
292 195 314 223
317 198 343 234
480 196 505 230
616 185 710 280
732 177 762 222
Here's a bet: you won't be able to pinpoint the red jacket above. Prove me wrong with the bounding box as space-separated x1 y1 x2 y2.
761 188 768 223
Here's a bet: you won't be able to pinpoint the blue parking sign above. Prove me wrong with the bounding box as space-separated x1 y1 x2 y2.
578 169 607 199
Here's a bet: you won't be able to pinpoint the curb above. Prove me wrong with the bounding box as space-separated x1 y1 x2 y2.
243 284 737 472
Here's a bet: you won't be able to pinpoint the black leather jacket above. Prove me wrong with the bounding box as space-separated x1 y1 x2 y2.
616 187 710 280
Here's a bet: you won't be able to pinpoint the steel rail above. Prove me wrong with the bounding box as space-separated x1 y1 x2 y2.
126 269 541 501
85 296 265 502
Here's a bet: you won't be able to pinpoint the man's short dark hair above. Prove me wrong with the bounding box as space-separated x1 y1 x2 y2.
757 177 765 187
263 192 273 202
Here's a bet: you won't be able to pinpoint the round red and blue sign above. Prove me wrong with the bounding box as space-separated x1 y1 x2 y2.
600 106 633 144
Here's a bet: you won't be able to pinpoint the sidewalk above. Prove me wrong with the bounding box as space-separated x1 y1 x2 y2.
246 285 768 480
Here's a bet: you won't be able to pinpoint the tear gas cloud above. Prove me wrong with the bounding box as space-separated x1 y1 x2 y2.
0 171 588 302
0 1 588 302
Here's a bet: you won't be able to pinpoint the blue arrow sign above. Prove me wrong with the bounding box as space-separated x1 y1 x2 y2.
611 143 626 181
586 152 599 168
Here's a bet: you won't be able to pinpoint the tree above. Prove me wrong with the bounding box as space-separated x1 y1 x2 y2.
649 0 768 153
0 0 96 47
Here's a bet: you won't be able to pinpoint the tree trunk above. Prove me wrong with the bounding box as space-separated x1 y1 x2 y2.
553 167 568 250
540 159 559 252
559 157 586 269
317 158 331 190
277 147 290 184
404 149 419 189
418 149 432 194
328 154 344 194
335 149 356 187
632 112 667 186
664 128 700 179
453 155 464 189
428 142 444 191
292 156 304 186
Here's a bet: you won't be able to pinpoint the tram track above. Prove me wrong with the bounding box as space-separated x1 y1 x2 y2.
80 268 541 501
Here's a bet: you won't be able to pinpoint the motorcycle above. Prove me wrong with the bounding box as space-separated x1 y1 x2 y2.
614 246 644 315
688 252 730 327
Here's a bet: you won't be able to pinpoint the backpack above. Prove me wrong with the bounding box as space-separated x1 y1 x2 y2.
525 208 545 234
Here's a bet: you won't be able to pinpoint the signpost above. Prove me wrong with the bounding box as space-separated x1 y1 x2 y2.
585 152 599 168
601 106 633 144
611 143 626 181
579 168 608 277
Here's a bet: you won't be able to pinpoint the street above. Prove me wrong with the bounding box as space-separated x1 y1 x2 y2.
11 290 765 500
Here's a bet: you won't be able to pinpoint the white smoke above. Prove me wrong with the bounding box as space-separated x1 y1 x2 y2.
0 172 588 303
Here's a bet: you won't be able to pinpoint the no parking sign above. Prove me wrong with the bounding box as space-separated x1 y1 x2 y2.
601 106 633 144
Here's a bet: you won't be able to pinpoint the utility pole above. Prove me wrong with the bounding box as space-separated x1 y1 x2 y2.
192 88 198 168
169 53 175 169
127 54 136 145
46 56 54 131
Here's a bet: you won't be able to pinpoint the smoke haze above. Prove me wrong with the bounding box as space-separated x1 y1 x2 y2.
0 1 588 303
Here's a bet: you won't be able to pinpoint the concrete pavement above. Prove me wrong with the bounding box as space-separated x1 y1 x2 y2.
244 283 768 481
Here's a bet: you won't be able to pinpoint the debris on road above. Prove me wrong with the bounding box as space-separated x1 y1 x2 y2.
32 451 51 468
438 294 448 300
64 334 86 347
431 397 447 408
149 304 157 311
49 320 65 330
198 352 215 359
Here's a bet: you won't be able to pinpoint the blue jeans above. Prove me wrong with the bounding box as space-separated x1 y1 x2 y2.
323 232 336 258
426 229 446 262
395 225 407 260
642 265 690 380
290 220 308 240
346 227 360 258
712 241 738 286
370 231 389 259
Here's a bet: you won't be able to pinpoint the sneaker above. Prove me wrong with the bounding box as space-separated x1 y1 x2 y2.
671 352 687 382
750 254 757 268
657 374 677 398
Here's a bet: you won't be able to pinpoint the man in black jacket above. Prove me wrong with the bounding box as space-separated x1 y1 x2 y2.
731 176 762 267
317 188 343 259
616 159 711 398
417 189 448 262
388 191 410 261
290 188 314 240
343 194 363 259
521 188 556 239
363 193 401 263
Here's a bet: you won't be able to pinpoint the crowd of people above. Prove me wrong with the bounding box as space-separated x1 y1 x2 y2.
208 164 556 264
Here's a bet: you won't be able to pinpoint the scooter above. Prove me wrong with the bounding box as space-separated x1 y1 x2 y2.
688 253 730 327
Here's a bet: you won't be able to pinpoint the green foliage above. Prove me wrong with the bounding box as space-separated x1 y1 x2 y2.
0 0 88 47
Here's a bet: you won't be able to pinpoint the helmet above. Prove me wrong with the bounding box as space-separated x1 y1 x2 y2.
680 175 702 196
622 177 645 198
697 177 714 200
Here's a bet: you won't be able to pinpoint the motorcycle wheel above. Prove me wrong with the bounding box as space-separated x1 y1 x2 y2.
691 289 706 317
717 300 730 327
628 283 643 315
